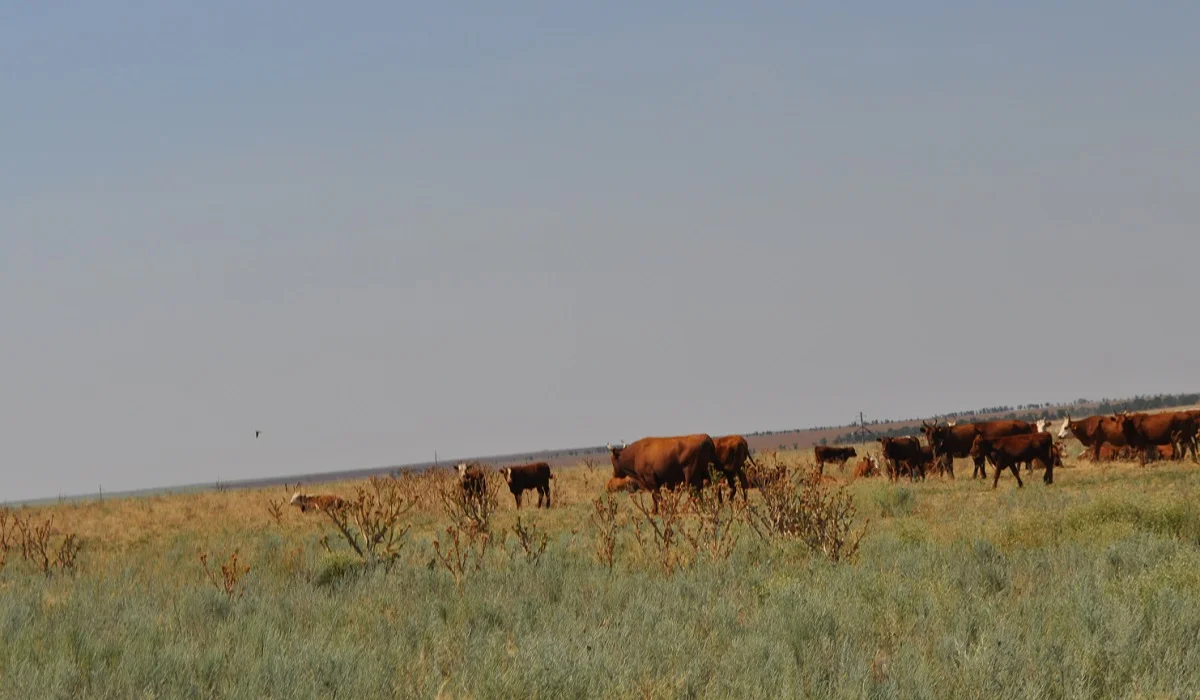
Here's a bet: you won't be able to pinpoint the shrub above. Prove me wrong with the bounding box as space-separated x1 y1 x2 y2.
198 549 250 601
746 454 867 563
322 475 417 569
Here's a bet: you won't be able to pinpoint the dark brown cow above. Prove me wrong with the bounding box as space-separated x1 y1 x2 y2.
922 420 1036 479
289 492 347 513
499 462 553 509
813 445 857 475
712 435 755 500
608 435 719 512
877 436 926 482
969 433 1056 489
456 462 487 499
1117 412 1199 465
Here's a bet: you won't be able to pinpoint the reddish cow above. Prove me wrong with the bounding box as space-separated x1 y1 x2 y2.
605 476 640 493
499 462 554 509
1117 412 1198 465
289 492 347 514
969 433 1056 489
1056 415 1128 461
852 455 881 479
923 420 1035 479
712 435 755 501
813 446 858 475
608 435 719 512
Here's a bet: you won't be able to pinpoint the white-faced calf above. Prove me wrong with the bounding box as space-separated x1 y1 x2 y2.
499 462 553 508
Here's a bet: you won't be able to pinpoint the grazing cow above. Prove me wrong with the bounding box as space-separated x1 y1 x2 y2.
289 492 347 514
1116 412 1199 465
877 436 926 482
852 455 881 479
712 434 755 500
499 462 554 509
969 433 1056 489
608 435 719 512
813 445 858 475
456 462 487 499
923 420 1036 479
605 475 641 493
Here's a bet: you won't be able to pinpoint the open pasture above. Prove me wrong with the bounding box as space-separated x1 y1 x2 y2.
3 448 1200 698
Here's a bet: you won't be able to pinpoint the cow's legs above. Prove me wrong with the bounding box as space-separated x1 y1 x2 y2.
514 491 522 509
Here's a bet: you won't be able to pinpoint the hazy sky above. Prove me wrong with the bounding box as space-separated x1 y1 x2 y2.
3 3 1199 500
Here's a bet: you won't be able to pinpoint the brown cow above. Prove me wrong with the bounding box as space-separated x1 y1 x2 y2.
605 476 640 493
608 435 719 512
1117 412 1198 465
852 455 881 479
712 434 755 500
289 492 347 514
813 445 857 475
1056 415 1128 461
923 419 1035 479
499 462 553 509
969 432 1056 489
878 436 926 482
456 462 487 499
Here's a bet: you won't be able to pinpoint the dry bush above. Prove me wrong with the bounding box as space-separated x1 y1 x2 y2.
323 475 417 569
630 486 693 576
436 466 500 534
746 454 867 563
505 516 549 567
681 477 746 563
432 467 501 592
590 493 621 571
10 511 81 576
199 549 250 601
265 498 286 526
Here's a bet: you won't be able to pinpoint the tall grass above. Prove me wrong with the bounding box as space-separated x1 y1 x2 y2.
2 453 1200 698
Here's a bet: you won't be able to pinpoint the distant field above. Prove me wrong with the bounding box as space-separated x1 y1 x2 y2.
3 442 1200 698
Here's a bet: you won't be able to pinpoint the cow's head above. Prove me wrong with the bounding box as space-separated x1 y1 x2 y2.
289 492 310 512
1035 419 1047 433
1056 416 1072 439
920 419 938 443
968 435 990 459
607 440 626 467
499 467 513 484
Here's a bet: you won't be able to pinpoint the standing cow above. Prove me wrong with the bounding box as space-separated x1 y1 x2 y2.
813 445 858 476
712 434 755 501
608 435 719 513
969 433 1056 489
499 462 554 509
1116 412 1199 465
923 419 1036 479
877 436 926 482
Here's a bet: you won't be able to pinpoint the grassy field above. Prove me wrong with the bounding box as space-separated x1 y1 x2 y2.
3 445 1200 699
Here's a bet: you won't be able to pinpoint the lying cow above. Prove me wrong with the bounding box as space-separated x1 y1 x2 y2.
852 455 881 479
499 462 554 508
969 432 1056 489
289 492 347 513
605 475 641 492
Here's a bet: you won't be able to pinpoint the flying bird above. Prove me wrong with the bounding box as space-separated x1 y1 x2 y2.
255 430 262 439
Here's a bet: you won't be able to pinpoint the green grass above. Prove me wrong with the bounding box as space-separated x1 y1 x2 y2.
3 456 1200 698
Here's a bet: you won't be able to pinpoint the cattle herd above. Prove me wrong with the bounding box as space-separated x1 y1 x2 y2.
285 410 1200 516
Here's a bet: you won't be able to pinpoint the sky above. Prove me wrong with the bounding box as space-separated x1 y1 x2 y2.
3 2 1199 501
